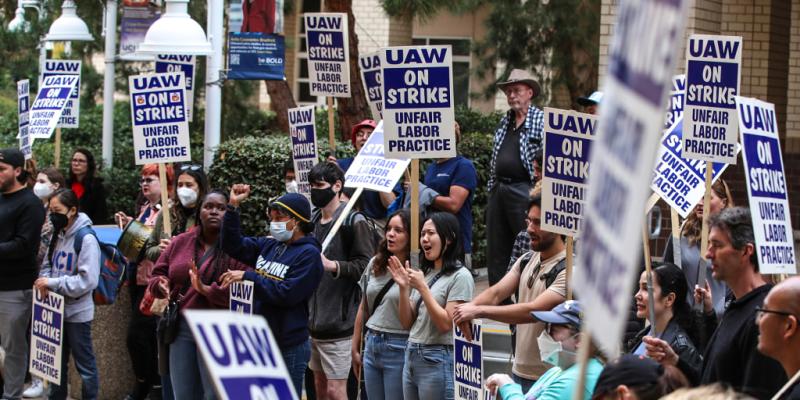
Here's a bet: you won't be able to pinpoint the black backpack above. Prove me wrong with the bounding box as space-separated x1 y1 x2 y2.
513 251 568 303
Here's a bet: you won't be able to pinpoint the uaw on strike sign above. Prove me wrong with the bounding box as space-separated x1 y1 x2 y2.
185 310 297 400
29 291 64 385
736 97 796 274
304 13 350 98
29 75 79 139
682 35 742 164
129 72 191 165
541 109 597 237
381 45 456 159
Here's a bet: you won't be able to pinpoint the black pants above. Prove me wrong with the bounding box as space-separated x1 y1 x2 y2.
486 181 531 285
127 284 161 388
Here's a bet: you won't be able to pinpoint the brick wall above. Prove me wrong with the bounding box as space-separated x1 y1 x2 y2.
787 0 800 153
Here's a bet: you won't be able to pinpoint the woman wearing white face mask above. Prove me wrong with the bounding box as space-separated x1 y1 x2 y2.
219 185 324 396
486 301 604 400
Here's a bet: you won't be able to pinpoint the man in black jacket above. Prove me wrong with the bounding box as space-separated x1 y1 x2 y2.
0 148 45 400
645 207 786 399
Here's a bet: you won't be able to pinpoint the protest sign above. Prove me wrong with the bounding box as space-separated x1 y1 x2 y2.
665 74 685 129
18 80 32 159
119 6 160 60
344 121 410 193
359 52 383 120
29 291 64 385
29 75 79 140
682 35 742 164
304 13 350 98
42 60 81 128
230 281 254 314
185 310 298 400
228 32 285 81
736 97 796 274
651 119 732 218
541 108 597 236
288 105 318 196
454 321 484 400
129 72 191 165
380 45 456 159
574 0 689 356
155 55 196 121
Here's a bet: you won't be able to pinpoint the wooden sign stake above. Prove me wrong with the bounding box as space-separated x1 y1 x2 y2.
158 163 172 236
327 97 336 152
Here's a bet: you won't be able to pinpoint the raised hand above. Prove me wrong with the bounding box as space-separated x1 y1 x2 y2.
387 256 410 288
694 280 713 314
229 184 251 207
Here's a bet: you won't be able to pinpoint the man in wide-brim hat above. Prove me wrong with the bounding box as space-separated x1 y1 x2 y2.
484 69 545 289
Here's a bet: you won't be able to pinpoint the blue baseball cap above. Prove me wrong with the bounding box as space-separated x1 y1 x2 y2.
531 300 583 328
577 91 604 106
269 193 311 223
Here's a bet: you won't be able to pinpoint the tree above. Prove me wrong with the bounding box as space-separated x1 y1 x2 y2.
380 0 600 108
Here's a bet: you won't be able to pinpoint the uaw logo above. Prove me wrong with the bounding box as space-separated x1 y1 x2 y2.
170 92 182 103
135 95 146 105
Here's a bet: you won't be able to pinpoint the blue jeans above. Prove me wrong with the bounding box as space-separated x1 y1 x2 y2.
169 320 216 400
512 373 536 393
402 343 454 400
48 321 98 400
281 340 311 397
364 330 408 400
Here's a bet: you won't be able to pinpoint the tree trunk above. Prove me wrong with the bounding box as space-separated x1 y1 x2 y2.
326 0 371 142
265 80 298 132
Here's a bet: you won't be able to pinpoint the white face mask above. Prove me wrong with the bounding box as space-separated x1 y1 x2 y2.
177 187 198 207
270 221 293 242
537 330 577 369
285 180 299 193
33 183 54 199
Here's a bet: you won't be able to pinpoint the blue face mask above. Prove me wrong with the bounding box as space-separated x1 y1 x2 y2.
270 221 293 242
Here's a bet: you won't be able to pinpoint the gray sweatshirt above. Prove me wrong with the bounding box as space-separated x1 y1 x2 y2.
40 213 100 323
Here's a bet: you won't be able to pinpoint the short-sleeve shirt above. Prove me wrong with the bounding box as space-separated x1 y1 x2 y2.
424 156 478 253
511 249 568 380
359 258 409 335
409 267 474 345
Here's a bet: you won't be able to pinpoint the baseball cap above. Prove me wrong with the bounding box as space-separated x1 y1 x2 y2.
531 300 583 328
577 91 604 106
0 148 25 169
592 355 664 399
269 193 311 223
351 119 377 147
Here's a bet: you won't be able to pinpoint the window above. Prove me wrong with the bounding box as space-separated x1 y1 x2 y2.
411 37 471 108
295 0 322 104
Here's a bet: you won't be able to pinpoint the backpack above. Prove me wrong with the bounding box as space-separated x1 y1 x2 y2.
313 209 383 252
74 226 129 305
513 251 569 303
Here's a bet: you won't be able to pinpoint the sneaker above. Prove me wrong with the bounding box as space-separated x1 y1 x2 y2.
23 378 44 398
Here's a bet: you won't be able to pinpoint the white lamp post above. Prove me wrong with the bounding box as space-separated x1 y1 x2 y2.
137 0 222 170
45 0 93 41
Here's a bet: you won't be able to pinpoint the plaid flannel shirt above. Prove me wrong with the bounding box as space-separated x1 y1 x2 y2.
507 229 532 272
487 105 545 191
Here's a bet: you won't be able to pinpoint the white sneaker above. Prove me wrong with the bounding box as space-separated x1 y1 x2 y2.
23 378 44 398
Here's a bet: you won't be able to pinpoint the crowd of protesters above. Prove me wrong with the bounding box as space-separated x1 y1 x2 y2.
0 66 798 400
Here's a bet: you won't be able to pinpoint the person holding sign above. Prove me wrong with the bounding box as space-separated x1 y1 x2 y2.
0 148 45 400
756 277 800 399
486 69 545 286
387 212 474 400
485 301 603 400
66 148 109 224
34 189 100 400
454 194 569 392
307 162 375 400
644 208 787 398
218 188 323 396
147 190 249 399
663 179 734 318
625 263 702 380
352 209 411 400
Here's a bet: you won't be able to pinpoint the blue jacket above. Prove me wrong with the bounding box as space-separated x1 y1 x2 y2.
221 209 323 349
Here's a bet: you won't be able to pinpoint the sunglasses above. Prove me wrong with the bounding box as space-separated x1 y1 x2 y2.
180 164 202 172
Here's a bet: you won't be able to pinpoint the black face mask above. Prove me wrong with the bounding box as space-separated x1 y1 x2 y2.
310 186 337 208
50 212 69 232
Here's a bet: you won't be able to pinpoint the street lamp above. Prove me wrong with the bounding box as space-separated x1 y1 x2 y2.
45 0 93 41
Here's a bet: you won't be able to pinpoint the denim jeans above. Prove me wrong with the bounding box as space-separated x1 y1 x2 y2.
169 320 216 400
364 330 408 400
512 373 536 394
48 321 99 400
0 290 32 400
402 343 454 400
281 340 311 397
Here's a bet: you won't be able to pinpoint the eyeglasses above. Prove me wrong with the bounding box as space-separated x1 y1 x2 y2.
71 158 87 164
140 178 157 186
180 164 202 171
524 218 539 227
504 87 529 97
755 306 795 321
